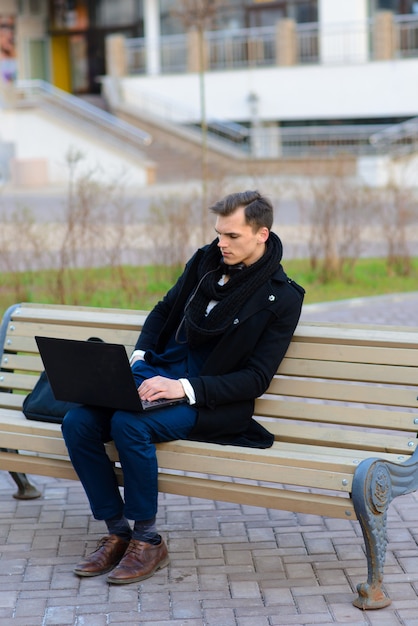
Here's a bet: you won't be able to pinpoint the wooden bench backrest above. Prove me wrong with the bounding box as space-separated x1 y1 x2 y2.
1 302 418 461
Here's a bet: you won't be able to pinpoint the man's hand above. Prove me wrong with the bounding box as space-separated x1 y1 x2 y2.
138 376 185 402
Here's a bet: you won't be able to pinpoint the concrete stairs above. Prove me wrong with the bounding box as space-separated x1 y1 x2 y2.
113 103 249 184
112 102 357 184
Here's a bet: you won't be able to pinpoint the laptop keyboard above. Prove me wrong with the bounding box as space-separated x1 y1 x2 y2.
140 397 186 411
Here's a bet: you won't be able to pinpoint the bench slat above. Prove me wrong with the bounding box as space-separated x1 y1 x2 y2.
0 409 412 468
2 354 43 372
6 320 139 348
10 303 147 328
0 392 25 410
293 323 418 347
0 431 402 478
0 449 79 481
0 448 356 519
0 372 44 393
279 359 417 386
285 341 418 366
0 410 63 433
0 425 382 475
155 449 353 492
261 422 416 455
0 431 69 456
255 398 416 431
156 439 404 468
269 377 418 408
157 474 356 520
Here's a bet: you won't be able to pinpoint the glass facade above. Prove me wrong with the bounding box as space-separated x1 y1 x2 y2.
159 1 318 35
91 0 140 27
44 0 418 95
246 1 317 27
376 0 418 12
48 0 143 93
49 0 89 30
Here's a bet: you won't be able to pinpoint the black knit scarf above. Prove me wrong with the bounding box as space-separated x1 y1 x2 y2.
182 231 283 348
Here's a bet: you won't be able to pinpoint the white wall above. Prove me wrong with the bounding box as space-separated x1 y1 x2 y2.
319 0 368 24
357 154 418 188
0 108 151 187
120 58 418 124
319 0 369 64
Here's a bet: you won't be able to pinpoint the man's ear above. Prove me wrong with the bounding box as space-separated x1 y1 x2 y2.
257 227 270 244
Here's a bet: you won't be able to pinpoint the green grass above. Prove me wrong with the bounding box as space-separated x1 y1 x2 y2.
285 257 418 303
1 258 417 315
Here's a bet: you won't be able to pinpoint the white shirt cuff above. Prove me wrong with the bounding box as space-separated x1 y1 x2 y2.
179 378 196 405
129 349 146 365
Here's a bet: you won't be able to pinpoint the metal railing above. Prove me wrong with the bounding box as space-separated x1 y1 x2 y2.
125 15 418 75
206 26 276 70
369 116 418 156
105 82 391 158
15 79 153 146
126 34 188 75
12 82 418 160
278 124 387 157
396 14 418 58
296 23 319 64
125 38 146 75
119 87 249 148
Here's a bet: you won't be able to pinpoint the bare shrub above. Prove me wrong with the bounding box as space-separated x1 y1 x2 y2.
145 171 234 274
375 182 417 277
0 203 44 301
146 191 202 274
50 147 136 304
296 174 370 282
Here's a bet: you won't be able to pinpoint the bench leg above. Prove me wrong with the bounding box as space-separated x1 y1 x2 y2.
1 449 42 499
9 471 42 500
352 455 418 610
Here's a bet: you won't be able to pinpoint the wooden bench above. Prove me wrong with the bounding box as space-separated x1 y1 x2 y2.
1 302 418 610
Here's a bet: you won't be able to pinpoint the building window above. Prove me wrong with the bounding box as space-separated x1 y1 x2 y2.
18 0 45 15
377 0 417 12
93 0 138 27
29 0 43 14
246 1 318 28
49 0 89 30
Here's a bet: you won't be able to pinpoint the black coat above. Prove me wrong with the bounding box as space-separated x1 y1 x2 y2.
135 245 304 448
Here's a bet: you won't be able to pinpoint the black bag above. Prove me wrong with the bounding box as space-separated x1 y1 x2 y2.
22 370 79 424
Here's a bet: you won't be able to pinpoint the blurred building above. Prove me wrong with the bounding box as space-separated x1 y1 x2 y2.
1 1 416 96
2 1 418 187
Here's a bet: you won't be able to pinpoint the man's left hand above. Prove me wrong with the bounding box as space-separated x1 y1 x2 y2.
138 376 185 402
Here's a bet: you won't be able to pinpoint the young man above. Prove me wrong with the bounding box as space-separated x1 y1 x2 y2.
62 190 304 584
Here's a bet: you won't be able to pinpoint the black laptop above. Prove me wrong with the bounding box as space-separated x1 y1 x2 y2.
35 336 186 412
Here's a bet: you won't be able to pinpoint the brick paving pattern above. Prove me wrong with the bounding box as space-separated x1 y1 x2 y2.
1 291 417 625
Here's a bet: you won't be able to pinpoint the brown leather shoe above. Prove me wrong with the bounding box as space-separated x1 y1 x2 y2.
74 535 130 577
107 537 169 584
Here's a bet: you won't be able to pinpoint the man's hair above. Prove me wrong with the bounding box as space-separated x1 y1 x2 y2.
209 190 273 231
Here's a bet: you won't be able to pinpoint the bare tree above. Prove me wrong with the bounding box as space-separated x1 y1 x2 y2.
0 204 44 301
147 191 202 271
378 183 416 277
297 172 370 282
51 147 134 303
171 0 220 240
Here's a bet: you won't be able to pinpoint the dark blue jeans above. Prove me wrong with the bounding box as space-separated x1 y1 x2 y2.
61 359 197 522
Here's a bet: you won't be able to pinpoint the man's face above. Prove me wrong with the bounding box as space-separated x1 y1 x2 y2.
215 206 269 267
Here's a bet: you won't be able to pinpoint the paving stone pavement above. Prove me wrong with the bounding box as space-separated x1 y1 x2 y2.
1 292 418 626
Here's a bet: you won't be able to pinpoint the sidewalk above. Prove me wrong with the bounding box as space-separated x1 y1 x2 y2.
1 292 418 626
